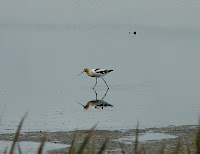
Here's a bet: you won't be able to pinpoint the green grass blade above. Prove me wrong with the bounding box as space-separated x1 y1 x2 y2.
119 143 125 154
174 138 181 154
97 138 108 154
134 121 139 154
77 132 92 154
196 121 200 154
138 145 146 154
77 124 97 154
9 112 27 154
37 132 47 154
187 142 191 154
68 131 77 154
159 142 166 154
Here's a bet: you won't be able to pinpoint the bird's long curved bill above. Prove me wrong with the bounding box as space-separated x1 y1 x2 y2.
77 102 85 108
77 71 84 76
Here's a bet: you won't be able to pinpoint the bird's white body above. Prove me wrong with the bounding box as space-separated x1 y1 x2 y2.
90 68 111 77
83 100 113 109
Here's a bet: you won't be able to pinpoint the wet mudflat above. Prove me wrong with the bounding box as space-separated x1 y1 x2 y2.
0 125 198 153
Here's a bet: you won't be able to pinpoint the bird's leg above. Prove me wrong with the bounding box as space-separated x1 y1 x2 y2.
101 77 109 89
102 88 109 100
93 88 98 100
93 77 97 89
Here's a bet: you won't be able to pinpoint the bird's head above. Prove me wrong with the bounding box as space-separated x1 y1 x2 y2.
77 102 89 110
84 68 89 73
77 68 89 76
84 105 89 110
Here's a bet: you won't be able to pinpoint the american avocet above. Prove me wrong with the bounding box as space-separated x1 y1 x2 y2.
77 68 113 89
78 89 113 110
80 99 113 110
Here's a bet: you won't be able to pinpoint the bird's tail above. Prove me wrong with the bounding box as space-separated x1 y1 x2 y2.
108 70 113 73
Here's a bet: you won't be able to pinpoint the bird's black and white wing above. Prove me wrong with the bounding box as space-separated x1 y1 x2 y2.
92 68 107 77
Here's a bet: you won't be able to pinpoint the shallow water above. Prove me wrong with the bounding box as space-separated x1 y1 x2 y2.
0 140 69 153
0 24 200 133
115 133 177 144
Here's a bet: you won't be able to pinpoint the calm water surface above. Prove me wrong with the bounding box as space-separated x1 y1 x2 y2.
0 24 200 133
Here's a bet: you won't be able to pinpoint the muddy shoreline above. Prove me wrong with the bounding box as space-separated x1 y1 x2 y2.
0 125 198 153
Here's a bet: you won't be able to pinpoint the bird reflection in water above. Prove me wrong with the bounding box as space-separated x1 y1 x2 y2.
79 89 113 110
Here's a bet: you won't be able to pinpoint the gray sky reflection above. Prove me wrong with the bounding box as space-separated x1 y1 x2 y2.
0 0 200 27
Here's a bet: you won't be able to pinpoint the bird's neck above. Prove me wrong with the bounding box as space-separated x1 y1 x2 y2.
84 101 96 109
86 71 93 76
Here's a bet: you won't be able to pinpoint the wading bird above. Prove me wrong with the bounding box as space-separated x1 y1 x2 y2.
78 89 113 110
77 68 113 89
